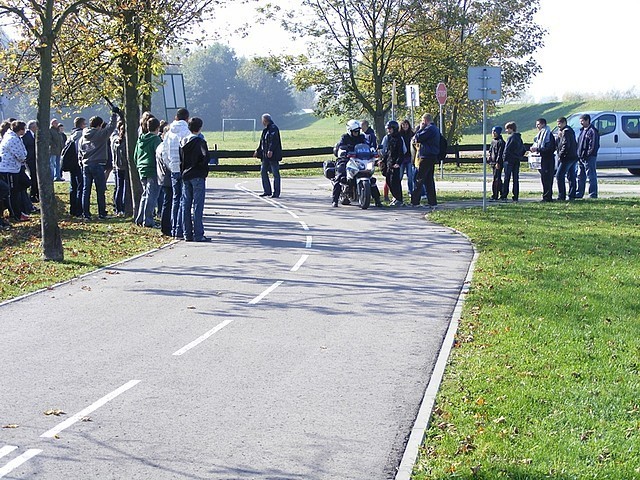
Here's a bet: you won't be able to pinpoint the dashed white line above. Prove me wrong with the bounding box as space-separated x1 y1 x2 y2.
249 281 283 304
287 210 299 219
0 447 17 460
298 221 309 231
291 255 309 272
173 319 234 356
0 449 42 478
40 380 140 439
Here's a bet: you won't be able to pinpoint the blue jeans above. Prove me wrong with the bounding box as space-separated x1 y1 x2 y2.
502 160 520 200
171 172 183 237
82 164 107 218
399 162 414 193
113 169 128 214
181 177 206 241
556 160 578 200
50 155 62 180
576 156 597 198
135 177 159 227
261 159 280 196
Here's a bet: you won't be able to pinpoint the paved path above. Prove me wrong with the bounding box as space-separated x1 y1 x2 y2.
0 177 474 479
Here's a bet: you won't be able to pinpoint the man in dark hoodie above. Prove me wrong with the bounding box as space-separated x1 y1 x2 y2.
500 121 524 202
78 109 118 219
489 126 505 201
253 113 282 198
134 117 162 227
179 117 210 242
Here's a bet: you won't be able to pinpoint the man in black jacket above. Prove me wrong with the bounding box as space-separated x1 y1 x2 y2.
501 121 524 202
555 117 578 201
254 113 282 198
576 114 600 199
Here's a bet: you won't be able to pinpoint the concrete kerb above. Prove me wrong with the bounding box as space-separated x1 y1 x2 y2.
0 238 180 309
395 228 479 480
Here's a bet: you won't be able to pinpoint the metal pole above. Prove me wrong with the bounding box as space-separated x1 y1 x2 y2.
482 69 488 212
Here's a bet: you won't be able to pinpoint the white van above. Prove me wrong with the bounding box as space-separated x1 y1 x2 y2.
565 111 640 175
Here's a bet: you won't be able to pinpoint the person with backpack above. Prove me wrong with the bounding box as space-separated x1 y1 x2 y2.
500 121 524 202
530 117 556 202
62 117 86 217
411 113 440 208
576 114 600 199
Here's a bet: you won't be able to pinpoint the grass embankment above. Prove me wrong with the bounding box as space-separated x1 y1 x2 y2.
413 199 640 479
0 183 168 302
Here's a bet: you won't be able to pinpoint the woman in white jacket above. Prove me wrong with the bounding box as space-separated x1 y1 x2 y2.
0 120 31 220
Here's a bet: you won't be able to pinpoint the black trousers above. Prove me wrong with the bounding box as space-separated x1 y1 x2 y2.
491 165 503 200
26 157 39 201
411 157 437 206
387 165 403 202
539 155 555 201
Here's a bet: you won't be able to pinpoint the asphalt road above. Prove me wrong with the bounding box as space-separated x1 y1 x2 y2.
0 177 474 479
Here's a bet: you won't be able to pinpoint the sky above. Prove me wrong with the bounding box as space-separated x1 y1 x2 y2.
207 0 639 103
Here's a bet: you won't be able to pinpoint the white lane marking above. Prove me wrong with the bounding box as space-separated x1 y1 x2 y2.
40 380 140 439
298 221 309 231
172 320 234 356
291 255 309 272
0 447 17 459
306 235 312 249
0 449 42 478
287 210 299 219
249 281 283 305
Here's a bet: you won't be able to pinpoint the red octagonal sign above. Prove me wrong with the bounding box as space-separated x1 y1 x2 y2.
436 82 447 106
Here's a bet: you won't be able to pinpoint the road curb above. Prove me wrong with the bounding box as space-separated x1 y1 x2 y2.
0 239 179 309
395 229 478 480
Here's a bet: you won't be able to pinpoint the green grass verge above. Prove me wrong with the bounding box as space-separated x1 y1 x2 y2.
0 183 168 302
413 198 640 479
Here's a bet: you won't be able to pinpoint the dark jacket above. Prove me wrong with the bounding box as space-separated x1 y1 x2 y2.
413 123 440 159
502 132 525 165
134 132 162 179
110 131 128 171
180 134 209 181
22 130 36 164
256 121 282 162
400 128 414 165
383 132 404 167
49 126 64 156
363 127 377 149
577 124 600 159
334 132 367 157
78 113 117 166
489 135 505 168
557 125 578 162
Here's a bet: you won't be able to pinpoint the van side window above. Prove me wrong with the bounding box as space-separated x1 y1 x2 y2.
593 114 616 136
622 116 640 139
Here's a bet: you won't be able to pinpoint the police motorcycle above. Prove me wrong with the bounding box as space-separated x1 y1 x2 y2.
323 121 379 209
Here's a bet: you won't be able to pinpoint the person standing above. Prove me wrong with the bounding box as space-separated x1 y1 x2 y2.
555 116 579 201
134 117 162 227
110 121 128 216
530 118 556 202
78 109 118 219
156 125 173 236
501 121 524 202
66 117 86 217
254 113 282 198
49 119 64 181
180 117 210 242
361 120 377 149
163 108 191 239
411 113 439 208
0 121 30 220
380 120 406 206
576 114 600 199
489 126 505 201
399 119 415 195
22 120 38 202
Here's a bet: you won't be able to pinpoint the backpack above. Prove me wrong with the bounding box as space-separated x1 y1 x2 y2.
438 134 448 161
60 140 78 172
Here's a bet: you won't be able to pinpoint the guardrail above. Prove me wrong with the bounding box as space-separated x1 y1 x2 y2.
207 144 533 172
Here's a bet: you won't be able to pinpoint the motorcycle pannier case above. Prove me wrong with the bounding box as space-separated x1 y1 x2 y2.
323 160 336 179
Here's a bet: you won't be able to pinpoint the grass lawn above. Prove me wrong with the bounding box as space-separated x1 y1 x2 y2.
413 198 640 479
0 183 168 302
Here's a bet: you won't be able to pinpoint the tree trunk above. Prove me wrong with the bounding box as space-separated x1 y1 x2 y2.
35 11 64 261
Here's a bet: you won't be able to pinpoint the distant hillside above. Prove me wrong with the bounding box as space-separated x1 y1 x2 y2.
464 98 640 143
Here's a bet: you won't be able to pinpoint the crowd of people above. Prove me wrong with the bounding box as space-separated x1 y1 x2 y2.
489 114 600 202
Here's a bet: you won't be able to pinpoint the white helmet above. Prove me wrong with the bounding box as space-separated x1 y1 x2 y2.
346 119 361 133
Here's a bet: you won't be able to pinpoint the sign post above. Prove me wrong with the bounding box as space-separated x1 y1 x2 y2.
436 83 447 178
162 73 188 123
468 67 501 211
405 84 420 127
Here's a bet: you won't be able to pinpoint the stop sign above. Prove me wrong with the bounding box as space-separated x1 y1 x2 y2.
436 82 447 106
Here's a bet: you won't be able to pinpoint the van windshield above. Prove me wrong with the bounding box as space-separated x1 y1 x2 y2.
566 114 583 132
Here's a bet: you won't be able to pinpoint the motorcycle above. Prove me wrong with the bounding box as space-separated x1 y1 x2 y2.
323 143 378 209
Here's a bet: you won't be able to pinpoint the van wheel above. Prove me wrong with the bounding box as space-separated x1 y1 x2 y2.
628 168 640 176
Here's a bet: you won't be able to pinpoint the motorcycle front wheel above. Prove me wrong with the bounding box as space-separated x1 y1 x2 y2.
358 181 371 209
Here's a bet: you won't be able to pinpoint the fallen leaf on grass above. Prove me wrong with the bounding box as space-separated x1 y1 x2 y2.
44 409 66 416
2 424 19 429
493 416 506 424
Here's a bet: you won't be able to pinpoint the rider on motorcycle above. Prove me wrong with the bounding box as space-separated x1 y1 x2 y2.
331 119 382 207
